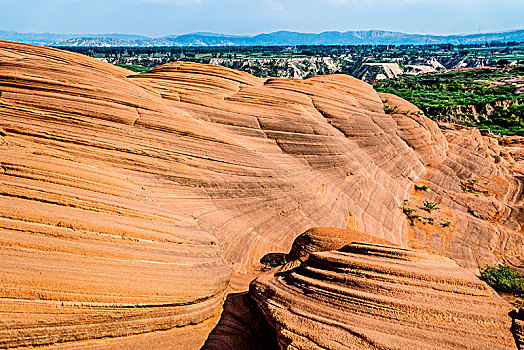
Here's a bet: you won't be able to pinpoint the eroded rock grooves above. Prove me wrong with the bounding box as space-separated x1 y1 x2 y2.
0 41 522 348
251 243 516 350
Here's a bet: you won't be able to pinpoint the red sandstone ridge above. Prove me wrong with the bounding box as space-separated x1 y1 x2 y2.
0 41 522 349
251 242 516 349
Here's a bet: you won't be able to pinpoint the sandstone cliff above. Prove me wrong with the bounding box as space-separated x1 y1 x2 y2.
0 41 522 349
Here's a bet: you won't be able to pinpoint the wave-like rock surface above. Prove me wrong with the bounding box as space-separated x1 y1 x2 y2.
0 42 231 348
251 242 517 349
380 94 523 272
0 41 522 348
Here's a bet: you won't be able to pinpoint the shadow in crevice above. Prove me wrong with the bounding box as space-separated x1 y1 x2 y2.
201 292 279 350
260 252 286 266
510 308 523 349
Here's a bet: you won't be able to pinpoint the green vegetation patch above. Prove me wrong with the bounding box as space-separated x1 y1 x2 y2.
421 200 439 213
374 66 524 135
116 64 151 73
374 66 524 107
480 263 524 295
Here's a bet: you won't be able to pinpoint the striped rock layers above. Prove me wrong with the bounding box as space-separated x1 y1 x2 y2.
251 243 517 350
0 41 522 348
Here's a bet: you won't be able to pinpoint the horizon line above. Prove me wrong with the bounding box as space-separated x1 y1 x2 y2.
2 28 523 39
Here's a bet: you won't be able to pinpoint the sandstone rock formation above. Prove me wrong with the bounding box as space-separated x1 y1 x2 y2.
380 94 523 273
0 41 522 348
286 227 395 261
251 242 517 350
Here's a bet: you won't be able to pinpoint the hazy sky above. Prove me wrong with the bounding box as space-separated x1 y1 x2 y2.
2 0 523 36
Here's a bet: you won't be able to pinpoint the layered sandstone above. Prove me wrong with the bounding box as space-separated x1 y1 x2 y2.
286 227 396 261
251 242 517 349
0 41 522 348
381 94 523 273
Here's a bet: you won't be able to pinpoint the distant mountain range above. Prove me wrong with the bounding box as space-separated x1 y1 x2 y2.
1 29 523 47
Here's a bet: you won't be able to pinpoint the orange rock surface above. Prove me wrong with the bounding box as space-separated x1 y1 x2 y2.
380 96 523 273
286 227 396 261
251 242 517 349
0 41 522 348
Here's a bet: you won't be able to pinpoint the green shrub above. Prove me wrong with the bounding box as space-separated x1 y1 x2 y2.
467 208 478 217
490 104 524 128
383 104 399 115
441 221 451 227
414 184 429 191
401 206 419 226
262 256 288 269
402 206 414 215
422 200 439 213
423 217 434 225
480 264 524 295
